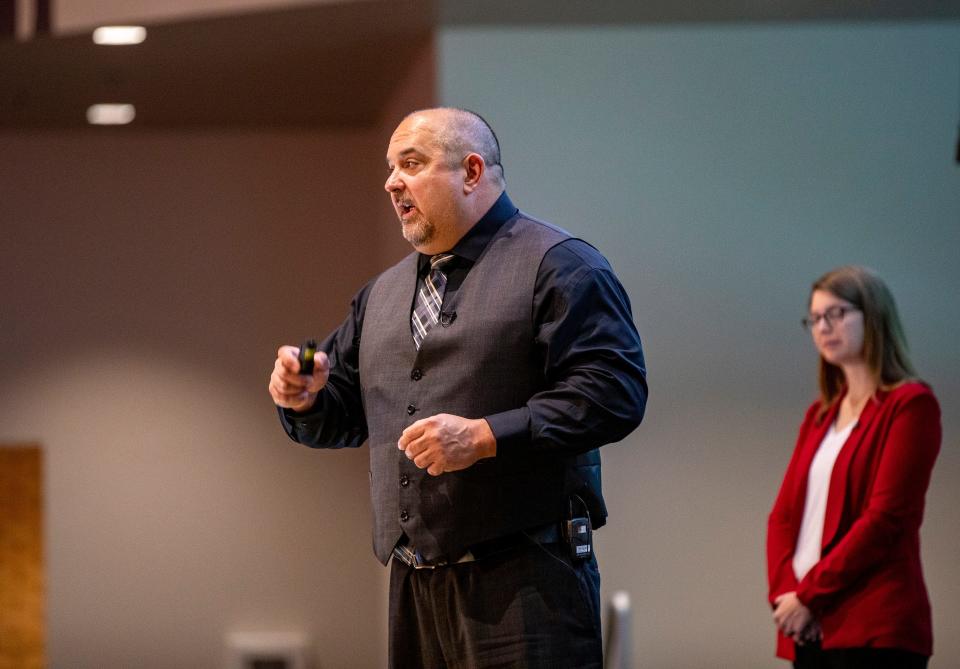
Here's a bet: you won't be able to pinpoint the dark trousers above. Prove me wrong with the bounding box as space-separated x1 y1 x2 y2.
388 541 602 669
794 641 929 669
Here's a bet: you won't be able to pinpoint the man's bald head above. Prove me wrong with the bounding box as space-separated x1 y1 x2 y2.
404 108 505 188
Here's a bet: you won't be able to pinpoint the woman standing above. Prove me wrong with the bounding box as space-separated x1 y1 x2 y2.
766 266 941 668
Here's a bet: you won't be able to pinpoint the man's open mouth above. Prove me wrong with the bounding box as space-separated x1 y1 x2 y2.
398 201 416 219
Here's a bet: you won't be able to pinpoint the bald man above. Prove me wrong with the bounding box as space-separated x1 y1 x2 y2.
269 108 647 668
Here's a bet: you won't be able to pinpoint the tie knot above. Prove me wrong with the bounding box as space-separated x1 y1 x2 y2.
430 253 455 272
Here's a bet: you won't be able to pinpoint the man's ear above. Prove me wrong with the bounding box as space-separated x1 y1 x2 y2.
462 153 485 193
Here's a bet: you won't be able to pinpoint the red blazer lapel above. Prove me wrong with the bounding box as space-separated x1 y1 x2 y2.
793 400 840 527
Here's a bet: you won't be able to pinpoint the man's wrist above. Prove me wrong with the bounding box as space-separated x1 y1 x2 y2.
473 418 497 459
286 391 319 415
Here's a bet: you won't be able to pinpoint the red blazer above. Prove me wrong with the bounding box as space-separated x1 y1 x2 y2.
766 381 941 660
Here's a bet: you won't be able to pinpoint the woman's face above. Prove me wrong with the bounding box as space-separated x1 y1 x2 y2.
808 289 865 367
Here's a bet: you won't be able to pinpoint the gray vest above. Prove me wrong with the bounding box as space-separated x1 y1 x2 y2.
360 212 603 564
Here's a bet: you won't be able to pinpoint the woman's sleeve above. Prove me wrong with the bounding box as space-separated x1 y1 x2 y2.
796 390 941 612
766 406 817 606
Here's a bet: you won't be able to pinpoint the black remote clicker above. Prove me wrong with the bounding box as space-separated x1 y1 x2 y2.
298 339 317 375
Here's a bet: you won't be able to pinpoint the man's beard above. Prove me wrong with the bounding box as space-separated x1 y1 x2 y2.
401 215 436 247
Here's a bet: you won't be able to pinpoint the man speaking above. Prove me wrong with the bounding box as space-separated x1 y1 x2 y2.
269 108 647 668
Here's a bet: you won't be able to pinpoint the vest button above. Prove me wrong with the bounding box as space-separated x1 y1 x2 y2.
400 509 409 522
406 404 416 415
400 474 410 487
410 368 422 381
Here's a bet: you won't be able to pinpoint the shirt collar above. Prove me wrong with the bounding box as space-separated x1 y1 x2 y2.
418 191 518 273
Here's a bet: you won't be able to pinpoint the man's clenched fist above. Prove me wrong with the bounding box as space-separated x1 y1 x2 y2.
268 344 330 413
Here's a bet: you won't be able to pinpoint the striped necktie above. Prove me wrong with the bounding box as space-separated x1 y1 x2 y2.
411 253 454 349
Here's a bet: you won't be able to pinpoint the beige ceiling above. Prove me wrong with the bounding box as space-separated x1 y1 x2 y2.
54 0 343 34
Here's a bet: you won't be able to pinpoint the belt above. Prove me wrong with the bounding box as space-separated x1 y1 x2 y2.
392 523 562 570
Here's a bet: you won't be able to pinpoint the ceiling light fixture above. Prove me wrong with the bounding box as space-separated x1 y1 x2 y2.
92 26 147 45
87 104 136 125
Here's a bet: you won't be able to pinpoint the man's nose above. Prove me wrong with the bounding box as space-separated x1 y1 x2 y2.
384 168 401 193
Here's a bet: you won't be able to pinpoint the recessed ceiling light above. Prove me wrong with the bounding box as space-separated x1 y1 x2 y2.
87 104 136 125
92 26 147 45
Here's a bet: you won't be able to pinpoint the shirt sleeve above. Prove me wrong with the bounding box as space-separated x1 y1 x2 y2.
276 281 372 450
484 239 648 458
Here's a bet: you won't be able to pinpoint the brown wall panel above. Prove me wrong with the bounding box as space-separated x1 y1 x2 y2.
0 446 44 669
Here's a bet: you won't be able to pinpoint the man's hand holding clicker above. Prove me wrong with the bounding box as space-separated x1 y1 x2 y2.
268 345 330 413
398 414 497 476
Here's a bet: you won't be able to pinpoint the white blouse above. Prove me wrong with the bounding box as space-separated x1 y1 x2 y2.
792 419 857 581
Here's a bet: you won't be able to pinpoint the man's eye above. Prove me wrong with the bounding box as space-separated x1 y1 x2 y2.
404 160 419 169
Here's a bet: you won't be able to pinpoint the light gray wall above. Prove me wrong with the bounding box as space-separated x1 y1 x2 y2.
440 21 960 668
0 128 390 668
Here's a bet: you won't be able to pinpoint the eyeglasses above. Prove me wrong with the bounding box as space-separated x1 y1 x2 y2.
801 305 859 331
